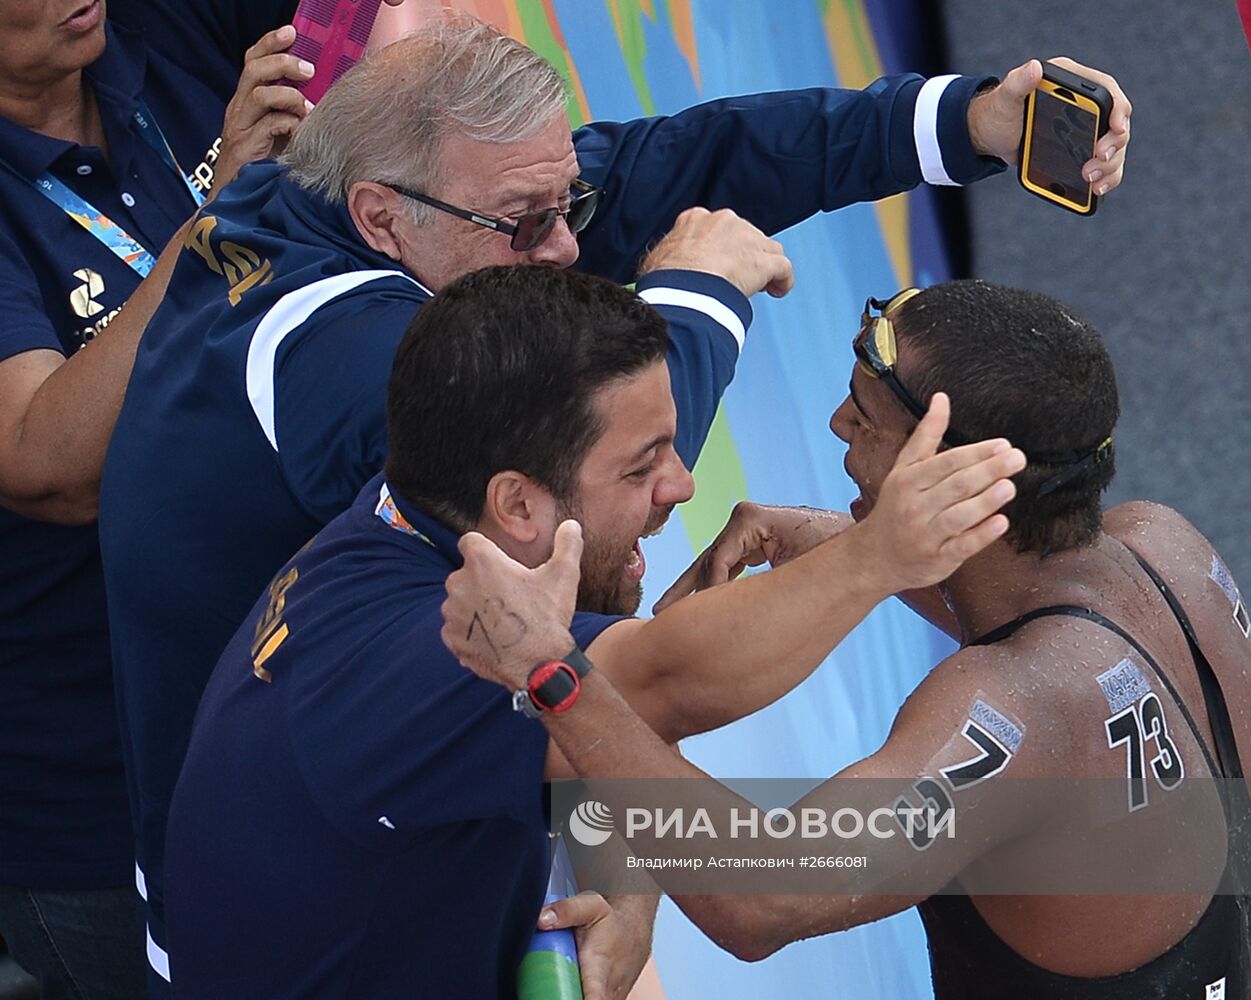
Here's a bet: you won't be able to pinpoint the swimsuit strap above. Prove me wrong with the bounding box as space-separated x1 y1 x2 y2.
1124 546 1244 780
969 603 1222 780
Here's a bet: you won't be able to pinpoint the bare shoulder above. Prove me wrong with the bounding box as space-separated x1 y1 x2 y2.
1104 500 1216 570
1105 501 1251 762
888 635 1089 778
1105 500 1249 636
902 592 1213 783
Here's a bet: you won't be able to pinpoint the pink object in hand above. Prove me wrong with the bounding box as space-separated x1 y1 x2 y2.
287 0 385 105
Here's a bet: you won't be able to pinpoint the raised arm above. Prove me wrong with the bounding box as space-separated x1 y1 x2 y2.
442 395 1025 744
439 473 1052 961
0 25 326 523
572 58 1131 283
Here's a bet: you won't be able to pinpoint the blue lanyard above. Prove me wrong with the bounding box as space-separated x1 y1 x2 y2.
0 99 205 278
131 99 205 210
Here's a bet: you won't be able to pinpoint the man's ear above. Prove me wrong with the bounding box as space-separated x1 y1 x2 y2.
481 470 555 546
347 181 405 261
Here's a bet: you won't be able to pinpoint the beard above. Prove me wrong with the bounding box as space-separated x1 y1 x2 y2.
577 541 644 616
556 499 673 617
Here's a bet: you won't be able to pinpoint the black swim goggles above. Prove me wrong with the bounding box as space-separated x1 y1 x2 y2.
853 287 1113 496
382 178 602 252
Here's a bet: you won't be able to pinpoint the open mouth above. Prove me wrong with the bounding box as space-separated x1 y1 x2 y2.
624 519 668 584
844 457 868 521
626 539 646 583
62 0 102 31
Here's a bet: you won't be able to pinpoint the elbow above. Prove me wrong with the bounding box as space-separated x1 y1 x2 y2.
721 930 784 964
0 478 99 525
699 898 792 963
48 494 99 525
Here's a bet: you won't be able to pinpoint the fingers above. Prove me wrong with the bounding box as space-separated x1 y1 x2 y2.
538 892 612 931
892 392 951 469
1045 57 1132 196
859 431 1024 593
243 24 297 64
653 557 703 614
1084 144 1125 198
927 473 1017 541
1048 56 1133 133
904 439 1025 494
653 501 789 613
233 57 314 132
938 513 1010 565
458 529 501 561
765 252 796 298
245 53 315 91
652 538 752 614
639 208 794 300
250 82 314 118
234 27 315 134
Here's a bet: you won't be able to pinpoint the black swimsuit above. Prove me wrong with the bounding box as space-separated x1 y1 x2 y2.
918 551 1251 999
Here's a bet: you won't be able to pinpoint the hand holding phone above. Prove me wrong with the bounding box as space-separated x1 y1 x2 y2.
1017 62 1114 216
287 0 385 105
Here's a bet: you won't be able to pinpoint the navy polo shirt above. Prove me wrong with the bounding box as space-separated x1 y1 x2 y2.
0 0 296 890
165 476 625 998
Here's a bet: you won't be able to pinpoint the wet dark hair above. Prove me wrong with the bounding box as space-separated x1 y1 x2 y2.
894 279 1119 555
385 266 669 530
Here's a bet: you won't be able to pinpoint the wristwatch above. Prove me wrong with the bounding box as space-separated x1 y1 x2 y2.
512 645 594 718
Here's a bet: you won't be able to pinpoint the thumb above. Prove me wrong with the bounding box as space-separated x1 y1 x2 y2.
543 519 584 589
999 59 1043 101
538 891 611 930
894 391 950 468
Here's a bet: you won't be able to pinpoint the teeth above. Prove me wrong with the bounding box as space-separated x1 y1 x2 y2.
626 549 641 568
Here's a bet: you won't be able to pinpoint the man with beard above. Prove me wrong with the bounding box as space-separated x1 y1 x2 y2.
163 267 1023 999
441 279 1251 998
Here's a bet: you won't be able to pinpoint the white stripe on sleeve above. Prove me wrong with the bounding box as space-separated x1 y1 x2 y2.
638 286 747 351
914 74 961 186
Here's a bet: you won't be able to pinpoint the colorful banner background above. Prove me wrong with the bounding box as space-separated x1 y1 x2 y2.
375 2 953 996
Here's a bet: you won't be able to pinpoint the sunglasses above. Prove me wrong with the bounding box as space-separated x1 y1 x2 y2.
383 178 602 252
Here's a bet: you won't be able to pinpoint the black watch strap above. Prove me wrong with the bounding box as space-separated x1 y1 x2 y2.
562 644 593 679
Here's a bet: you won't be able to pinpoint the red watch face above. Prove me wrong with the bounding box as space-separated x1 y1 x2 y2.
528 661 580 712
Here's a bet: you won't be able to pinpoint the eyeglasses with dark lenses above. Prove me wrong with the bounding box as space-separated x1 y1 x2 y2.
383 178 602 252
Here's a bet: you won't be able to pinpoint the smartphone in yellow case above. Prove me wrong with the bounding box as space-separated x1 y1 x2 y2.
1018 63 1113 216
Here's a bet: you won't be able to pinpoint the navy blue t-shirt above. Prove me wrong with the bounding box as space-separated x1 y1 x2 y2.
0 0 297 890
165 477 624 998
